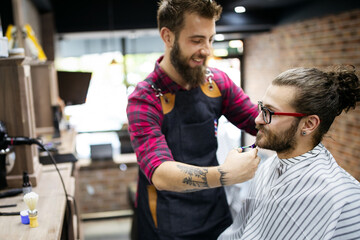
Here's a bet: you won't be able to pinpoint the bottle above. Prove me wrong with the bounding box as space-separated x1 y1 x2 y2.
22 171 32 195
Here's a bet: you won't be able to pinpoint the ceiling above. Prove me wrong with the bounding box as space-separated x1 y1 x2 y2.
1 0 359 42
25 0 358 37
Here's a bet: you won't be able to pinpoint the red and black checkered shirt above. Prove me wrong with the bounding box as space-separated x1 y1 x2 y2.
126 56 258 183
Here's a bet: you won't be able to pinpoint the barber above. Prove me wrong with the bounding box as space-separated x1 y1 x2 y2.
126 0 260 239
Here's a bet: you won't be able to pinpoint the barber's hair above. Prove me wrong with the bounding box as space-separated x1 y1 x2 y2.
157 0 222 36
273 66 360 145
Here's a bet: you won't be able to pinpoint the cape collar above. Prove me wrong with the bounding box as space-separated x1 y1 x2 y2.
277 143 324 166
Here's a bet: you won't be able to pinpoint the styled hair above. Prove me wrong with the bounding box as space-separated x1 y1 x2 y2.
272 66 360 145
157 0 222 36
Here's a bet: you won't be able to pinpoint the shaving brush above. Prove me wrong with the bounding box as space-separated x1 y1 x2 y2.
23 192 39 228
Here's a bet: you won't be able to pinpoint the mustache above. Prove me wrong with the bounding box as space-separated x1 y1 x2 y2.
256 124 263 130
256 124 266 133
192 53 207 60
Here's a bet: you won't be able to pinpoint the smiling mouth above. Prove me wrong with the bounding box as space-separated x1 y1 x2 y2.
192 58 203 63
191 54 207 64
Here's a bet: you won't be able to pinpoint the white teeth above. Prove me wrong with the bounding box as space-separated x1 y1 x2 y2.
193 58 201 62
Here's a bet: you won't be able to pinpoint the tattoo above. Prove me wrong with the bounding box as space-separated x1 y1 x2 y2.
177 165 209 190
218 167 227 186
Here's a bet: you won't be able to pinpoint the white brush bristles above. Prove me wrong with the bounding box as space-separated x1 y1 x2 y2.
23 192 39 211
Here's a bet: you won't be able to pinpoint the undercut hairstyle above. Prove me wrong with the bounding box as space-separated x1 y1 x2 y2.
272 66 360 145
157 0 222 36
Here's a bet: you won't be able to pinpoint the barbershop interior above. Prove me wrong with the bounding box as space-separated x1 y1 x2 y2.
0 0 360 239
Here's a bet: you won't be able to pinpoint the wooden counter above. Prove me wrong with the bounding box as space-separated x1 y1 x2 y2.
0 162 74 239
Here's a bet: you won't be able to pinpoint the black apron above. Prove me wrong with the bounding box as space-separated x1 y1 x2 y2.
136 74 232 240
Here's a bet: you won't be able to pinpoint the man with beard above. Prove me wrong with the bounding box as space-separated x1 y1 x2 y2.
126 0 260 239
219 66 360 240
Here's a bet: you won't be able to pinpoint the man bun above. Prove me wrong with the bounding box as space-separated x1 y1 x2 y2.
325 65 360 116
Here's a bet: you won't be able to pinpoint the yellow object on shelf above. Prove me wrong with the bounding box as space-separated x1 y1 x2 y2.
29 215 39 228
23 24 47 61
5 24 16 48
5 24 47 61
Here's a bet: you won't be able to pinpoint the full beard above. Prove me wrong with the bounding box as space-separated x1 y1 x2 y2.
255 118 300 154
170 40 207 88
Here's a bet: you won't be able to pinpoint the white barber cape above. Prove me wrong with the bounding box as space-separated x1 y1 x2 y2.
219 143 360 240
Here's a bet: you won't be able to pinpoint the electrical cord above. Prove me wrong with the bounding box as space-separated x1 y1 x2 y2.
0 188 23 198
35 140 80 240
35 140 69 200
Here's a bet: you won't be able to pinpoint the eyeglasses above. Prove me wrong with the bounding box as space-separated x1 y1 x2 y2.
258 101 308 124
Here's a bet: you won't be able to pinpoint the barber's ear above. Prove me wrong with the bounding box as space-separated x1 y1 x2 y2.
160 27 174 48
301 115 320 135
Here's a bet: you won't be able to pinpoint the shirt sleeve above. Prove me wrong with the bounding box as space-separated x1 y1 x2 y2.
126 80 174 183
212 68 258 136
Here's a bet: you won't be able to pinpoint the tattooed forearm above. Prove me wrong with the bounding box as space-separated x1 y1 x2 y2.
218 167 227 186
177 164 209 189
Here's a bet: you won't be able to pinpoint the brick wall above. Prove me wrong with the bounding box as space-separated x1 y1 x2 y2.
76 161 138 214
243 9 360 180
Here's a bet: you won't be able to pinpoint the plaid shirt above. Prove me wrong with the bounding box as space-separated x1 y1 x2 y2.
126 56 258 183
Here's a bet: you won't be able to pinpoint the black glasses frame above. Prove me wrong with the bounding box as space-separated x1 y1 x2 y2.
258 101 308 124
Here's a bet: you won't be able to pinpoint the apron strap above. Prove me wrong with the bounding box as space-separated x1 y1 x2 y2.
147 185 158 228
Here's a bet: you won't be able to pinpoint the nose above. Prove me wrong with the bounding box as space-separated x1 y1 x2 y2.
200 41 212 56
255 112 265 125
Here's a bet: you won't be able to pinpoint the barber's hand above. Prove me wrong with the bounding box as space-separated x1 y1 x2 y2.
220 148 260 186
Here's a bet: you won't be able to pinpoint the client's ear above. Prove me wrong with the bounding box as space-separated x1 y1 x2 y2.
301 115 321 135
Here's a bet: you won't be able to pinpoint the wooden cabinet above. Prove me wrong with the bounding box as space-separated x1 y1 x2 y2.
0 57 41 187
0 57 61 188
30 61 59 135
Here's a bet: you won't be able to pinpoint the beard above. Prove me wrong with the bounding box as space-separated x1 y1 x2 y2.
255 118 300 154
170 40 207 88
